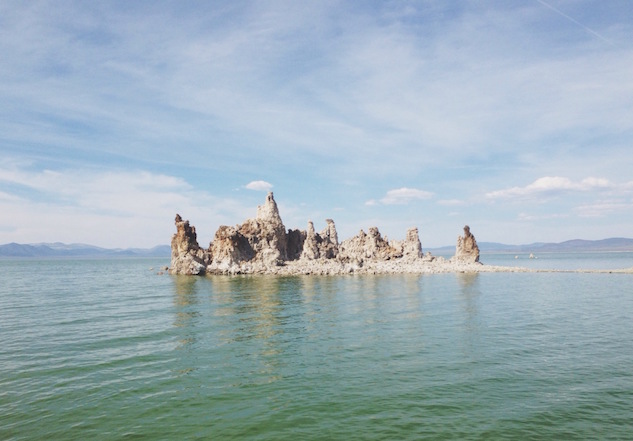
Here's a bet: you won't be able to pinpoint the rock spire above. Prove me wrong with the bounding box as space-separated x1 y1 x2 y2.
169 214 207 275
453 225 480 263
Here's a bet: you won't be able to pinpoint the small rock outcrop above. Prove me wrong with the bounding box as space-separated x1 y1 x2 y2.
390 227 423 260
169 214 207 275
300 219 339 261
453 225 480 263
338 227 403 263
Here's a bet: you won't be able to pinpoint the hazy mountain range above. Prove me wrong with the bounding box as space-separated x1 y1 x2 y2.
0 242 171 258
427 238 633 254
2 238 633 258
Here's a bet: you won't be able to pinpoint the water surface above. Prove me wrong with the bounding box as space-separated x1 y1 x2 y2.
1 258 632 439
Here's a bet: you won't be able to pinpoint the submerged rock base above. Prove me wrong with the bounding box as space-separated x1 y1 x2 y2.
169 192 483 275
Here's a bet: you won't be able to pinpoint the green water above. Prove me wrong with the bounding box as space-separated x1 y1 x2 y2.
1 258 632 439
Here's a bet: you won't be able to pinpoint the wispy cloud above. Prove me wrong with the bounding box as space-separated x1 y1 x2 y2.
518 212 569 221
486 177 612 200
574 200 633 218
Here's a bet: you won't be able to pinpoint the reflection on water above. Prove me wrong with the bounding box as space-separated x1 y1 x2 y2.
457 272 480 317
455 273 482 359
172 276 201 351
171 274 442 387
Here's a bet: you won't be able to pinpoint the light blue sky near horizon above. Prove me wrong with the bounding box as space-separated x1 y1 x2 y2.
1 0 633 248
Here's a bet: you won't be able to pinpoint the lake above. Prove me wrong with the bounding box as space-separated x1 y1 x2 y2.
1 255 632 439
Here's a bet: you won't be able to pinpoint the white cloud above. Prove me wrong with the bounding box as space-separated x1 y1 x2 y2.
368 187 434 206
245 180 273 192
486 176 613 200
0 166 254 248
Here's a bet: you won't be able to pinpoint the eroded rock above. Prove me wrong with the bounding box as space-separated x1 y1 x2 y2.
169 214 207 275
170 192 482 275
338 227 402 262
390 227 423 260
453 225 480 263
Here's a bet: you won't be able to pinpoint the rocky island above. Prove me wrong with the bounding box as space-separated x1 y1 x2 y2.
168 192 528 276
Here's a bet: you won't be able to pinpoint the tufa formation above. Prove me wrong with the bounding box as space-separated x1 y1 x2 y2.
452 225 480 264
169 192 480 275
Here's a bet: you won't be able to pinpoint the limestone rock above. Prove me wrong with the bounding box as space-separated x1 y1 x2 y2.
319 219 339 259
169 192 488 275
300 219 339 260
205 192 290 271
453 225 480 263
391 227 423 259
338 227 401 262
301 221 320 260
241 192 288 265
208 225 253 268
169 214 208 275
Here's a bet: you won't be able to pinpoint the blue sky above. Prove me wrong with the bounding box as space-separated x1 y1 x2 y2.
1 0 633 248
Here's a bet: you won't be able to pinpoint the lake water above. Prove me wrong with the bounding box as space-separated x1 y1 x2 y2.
1 255 632 440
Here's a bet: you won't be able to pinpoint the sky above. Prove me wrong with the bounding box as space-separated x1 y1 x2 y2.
1 0 633 249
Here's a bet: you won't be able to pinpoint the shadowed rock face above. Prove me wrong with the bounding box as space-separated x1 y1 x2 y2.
453 225 480 263
169 192 479 275
286 228 306 261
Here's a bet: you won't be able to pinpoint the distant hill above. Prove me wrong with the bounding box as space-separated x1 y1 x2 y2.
0 242 171 258
428 238 633 254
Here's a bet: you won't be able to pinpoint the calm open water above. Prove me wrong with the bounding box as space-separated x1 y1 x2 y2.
1 255 632 440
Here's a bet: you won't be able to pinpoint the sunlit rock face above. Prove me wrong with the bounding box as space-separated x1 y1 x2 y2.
453 225 480 264
300 219 339 261
390 227 423 260
169 214 207 275
206 192 289 271
338 227 403 263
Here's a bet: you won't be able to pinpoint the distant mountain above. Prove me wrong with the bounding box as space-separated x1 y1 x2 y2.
428 238 633 254
0 242 171 258
3 237 633 259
